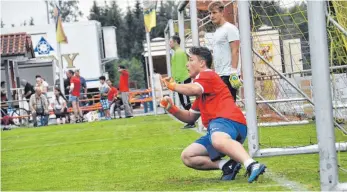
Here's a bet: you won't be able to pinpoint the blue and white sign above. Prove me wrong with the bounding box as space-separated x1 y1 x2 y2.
34 37 54 55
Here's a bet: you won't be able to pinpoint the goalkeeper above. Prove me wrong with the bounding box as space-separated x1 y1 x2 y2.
160 47 266 183
209 1 242 101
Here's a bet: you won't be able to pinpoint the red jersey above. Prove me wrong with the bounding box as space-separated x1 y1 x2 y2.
191 70 246 128
70 76 81 97
119 70 129 92
108 87 118 101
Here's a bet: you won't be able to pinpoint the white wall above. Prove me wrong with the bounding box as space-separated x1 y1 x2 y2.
102 26 118 59
283 39 304 76
252 29 283 74
1 21 103 88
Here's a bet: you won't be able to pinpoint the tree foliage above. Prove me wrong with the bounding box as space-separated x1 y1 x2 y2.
88 0 179 88
50 0 83 22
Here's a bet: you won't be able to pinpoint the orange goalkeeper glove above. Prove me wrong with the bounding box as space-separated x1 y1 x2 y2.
159 96 179 114
162 77 176 91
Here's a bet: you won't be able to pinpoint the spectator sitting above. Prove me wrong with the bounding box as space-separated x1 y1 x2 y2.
106 79 122 119
29 87 49 127
51 87 68 125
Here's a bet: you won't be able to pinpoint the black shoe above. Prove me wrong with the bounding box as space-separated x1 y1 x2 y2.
2 127 11 131
221 159 242 180
126 116 133 118
183 123 195 129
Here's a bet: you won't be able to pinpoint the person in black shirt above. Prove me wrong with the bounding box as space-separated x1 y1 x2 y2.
1 81 7 102
20 79 35 100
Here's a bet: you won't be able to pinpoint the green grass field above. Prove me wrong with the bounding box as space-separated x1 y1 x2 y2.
1 115 346 191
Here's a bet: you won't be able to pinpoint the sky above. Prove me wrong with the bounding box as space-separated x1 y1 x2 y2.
0 0 301 28
0 0 139 27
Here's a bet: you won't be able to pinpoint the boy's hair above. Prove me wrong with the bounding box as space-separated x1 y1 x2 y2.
208 1 225 12
118 65 126 69
189 46 213 69
35 75 41 79
99 76 106 81
171 35 181 45
68 70 74 75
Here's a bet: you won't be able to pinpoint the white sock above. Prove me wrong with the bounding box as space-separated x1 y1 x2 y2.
244 159 256 169
218 159 228 170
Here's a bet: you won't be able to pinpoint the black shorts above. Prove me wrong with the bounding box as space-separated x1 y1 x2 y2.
55 108 67 118
220 76 237 102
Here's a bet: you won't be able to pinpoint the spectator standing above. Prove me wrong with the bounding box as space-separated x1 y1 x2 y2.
118 65 133 118
1 81 7 102
99 76 111 120
75 69 87 106
69 70 82 123
208 1 242 102
35 75 49 97
170 35 195 128
20 79 35 101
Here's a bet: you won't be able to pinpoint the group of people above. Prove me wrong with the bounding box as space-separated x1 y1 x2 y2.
97 65 133 120
161 1 266 183
1 60 134 127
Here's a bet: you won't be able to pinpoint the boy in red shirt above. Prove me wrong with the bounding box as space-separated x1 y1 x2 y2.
69 70 82 123
118 65 133 118
161 46 266 183
106 79 122 119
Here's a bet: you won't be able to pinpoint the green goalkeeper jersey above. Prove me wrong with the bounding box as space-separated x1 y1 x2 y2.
171 47 189 83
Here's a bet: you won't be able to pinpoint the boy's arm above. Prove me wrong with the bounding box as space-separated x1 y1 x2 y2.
159 96 200 124
162 77 202 97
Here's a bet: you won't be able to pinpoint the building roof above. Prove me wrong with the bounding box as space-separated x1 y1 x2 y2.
0 32 34 58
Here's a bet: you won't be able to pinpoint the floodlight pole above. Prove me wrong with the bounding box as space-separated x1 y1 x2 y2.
190 0 199 46
178 10 186 51
307 1 339 191
238 0 259 156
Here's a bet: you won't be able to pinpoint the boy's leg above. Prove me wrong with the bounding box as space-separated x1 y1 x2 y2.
109 102 115 118
121 92 133 117
181 143 219 170
181 134 237 176
32 111 38 127
116 106 122 118
77 98 83 120
56 117 61 124
70 96 79 122
209 118 266 183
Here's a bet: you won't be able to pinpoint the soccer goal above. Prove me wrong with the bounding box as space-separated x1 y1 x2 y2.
175 0 347 190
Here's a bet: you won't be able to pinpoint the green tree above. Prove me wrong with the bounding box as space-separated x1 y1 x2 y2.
105 1 127 59
21 20 27 26
89 1 104 24
131 0 145 58
113 58 145 89
150 1 167 38
124 6 135 58
50 0 83 22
